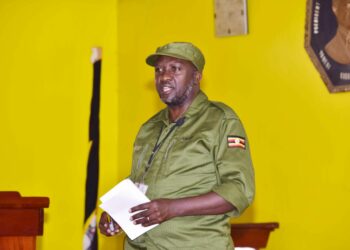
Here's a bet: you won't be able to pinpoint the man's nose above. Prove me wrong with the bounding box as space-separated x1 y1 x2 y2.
159 70 173 81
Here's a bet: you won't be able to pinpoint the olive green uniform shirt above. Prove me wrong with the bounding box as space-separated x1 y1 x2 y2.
125 91 255 250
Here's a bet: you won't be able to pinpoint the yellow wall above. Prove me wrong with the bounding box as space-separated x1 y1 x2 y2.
2 0 350 249
117 0 350 249
0 0 119 249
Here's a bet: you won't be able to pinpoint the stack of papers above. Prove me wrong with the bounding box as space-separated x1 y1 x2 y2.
99 179 158 240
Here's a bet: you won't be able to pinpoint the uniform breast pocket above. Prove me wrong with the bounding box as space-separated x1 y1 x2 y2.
161 135 216 177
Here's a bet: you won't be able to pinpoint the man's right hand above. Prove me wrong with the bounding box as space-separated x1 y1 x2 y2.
99 211 121 236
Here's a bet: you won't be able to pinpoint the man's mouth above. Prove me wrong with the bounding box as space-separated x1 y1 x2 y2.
162 86 173 94
159 84 174 95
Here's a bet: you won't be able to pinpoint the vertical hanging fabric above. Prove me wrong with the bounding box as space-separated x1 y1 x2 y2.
83 47 102 250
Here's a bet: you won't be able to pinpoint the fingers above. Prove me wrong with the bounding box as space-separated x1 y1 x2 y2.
141 215 153 227
129 202 149 213
100 199 170 230
98 212 122 236
131 211 154 226
129 202 154 226
130 209 149 221
130 200 164 227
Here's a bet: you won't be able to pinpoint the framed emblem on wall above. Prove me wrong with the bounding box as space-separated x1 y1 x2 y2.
305 0 350 93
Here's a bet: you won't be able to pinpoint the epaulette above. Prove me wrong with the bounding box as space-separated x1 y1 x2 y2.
210 101 239 120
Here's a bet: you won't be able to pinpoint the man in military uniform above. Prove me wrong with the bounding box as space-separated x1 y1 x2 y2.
99 42 255 249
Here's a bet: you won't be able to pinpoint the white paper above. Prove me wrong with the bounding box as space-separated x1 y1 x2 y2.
99 179 158 240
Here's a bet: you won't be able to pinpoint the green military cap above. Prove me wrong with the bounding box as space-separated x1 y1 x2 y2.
146 42 205 72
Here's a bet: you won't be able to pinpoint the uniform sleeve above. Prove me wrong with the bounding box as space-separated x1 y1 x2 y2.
211 117 255 217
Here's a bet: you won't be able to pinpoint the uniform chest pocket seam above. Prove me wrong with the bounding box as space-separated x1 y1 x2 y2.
136 144 149 170
162 139 177 163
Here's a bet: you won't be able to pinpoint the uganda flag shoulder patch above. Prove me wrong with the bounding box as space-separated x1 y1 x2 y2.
227 135 246 149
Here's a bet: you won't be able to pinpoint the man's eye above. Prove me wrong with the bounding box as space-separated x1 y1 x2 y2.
155 68 163 73
171 66 181 73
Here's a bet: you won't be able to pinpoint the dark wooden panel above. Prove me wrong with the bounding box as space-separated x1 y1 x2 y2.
0 192 49 209
0 208 42 236
0 236 36 250
231 222 279 249
0 192 49 236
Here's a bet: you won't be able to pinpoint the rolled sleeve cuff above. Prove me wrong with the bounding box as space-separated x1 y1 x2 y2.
212 182 250 217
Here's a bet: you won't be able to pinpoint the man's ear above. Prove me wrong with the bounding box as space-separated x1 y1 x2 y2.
194 71 202 84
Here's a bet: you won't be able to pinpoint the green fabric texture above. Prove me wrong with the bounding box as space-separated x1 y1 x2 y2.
126 91 255 250
146 42 205 72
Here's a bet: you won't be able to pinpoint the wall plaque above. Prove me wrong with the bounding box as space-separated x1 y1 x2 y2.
305 0 350 93
214 0 248 37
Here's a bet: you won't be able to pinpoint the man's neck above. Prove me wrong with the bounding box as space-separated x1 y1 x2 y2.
168 104 190 123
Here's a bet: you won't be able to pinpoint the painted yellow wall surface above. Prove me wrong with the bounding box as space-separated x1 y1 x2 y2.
0 0 119 249
2 0 350 249
116 0 350 249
